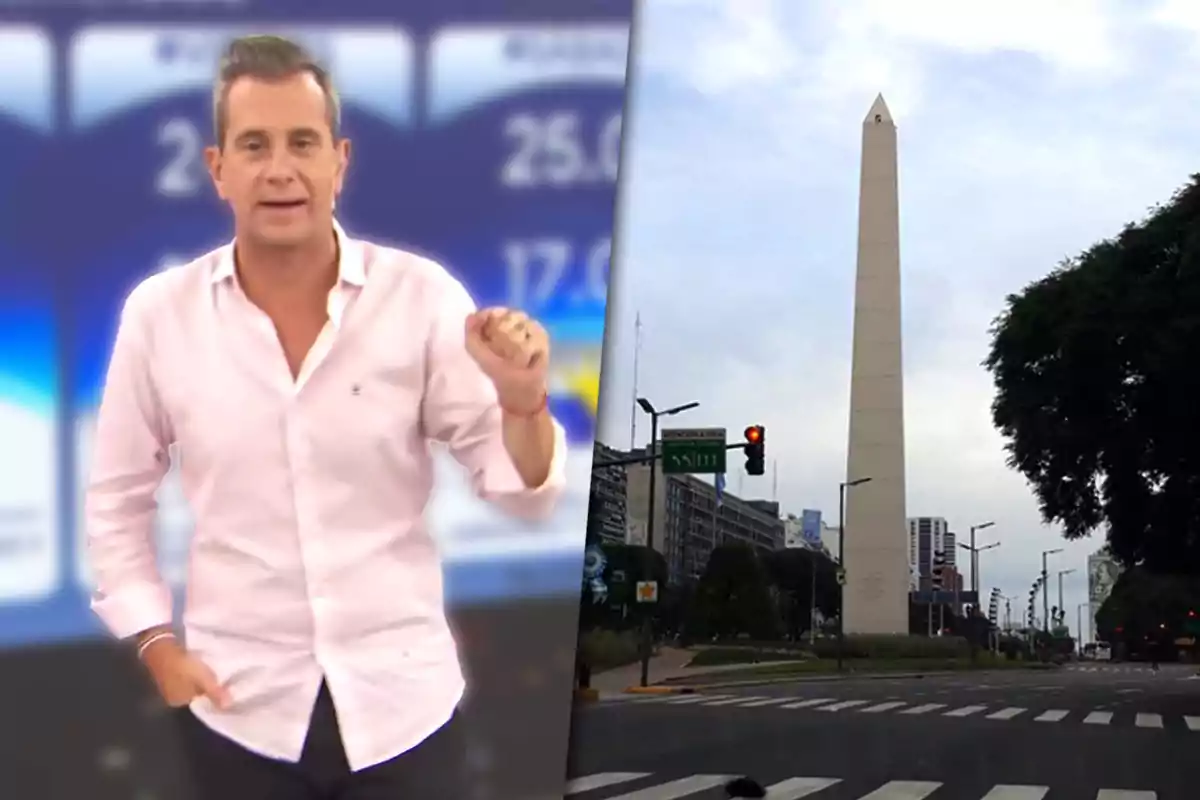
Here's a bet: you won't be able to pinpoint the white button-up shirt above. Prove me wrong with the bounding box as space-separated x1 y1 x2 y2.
85 224 567 770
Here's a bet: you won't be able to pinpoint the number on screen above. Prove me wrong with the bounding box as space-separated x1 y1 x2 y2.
501 112 586 189
156 117 204 198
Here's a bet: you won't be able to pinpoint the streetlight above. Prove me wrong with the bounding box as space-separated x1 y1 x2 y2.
1041 548 1063 632
965 522 995 604
1057 568 1076 630
635 396 699 687
836 476 872 672
1076 601 1090 651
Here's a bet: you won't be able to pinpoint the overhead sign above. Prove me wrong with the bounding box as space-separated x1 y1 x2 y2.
660 427 726 475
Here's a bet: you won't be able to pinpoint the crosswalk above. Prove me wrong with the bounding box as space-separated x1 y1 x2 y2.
600 692 1200 731
565 772 1161 799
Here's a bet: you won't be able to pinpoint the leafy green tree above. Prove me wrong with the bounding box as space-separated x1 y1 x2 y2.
762 548 839 639
985 174 1200 572
1095 567 1200 648
691 543 779 640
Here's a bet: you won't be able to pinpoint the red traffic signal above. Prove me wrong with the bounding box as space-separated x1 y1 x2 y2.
743 425 765 475
1189 610 1196 618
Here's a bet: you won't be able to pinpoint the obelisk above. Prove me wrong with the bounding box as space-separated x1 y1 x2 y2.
843 94 909 634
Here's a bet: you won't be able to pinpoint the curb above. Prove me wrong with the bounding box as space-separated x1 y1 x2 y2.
622 685 696 695
573 688 600 703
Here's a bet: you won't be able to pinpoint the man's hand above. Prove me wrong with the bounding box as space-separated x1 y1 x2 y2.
139 634 232 710
464 308 550 412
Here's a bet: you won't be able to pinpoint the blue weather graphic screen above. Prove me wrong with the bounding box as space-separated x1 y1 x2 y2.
0 21 627 648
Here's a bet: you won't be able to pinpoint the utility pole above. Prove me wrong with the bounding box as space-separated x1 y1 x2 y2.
628 313 642 450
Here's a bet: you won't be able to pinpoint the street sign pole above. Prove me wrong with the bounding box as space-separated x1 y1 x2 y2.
639 411 660 688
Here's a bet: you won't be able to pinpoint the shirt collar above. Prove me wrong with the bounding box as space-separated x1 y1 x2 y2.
211 218 365 287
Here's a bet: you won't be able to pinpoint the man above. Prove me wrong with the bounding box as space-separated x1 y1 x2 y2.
86 35 566 799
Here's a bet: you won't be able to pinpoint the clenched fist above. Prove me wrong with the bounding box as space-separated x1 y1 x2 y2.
465 307 550 413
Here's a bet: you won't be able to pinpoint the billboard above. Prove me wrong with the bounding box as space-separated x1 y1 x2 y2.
0 4 630 798
1088 549 1122 643
801 508 822 546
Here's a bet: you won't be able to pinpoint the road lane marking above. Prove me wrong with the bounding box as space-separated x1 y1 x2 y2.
859 701 908 713
818 700 871 711
986 707 1027 720
857 780 942 799
1083 711 1113 724
900 703 946 714
664 694 731 704
979 786 1049 800
762 777 842 798
1034 709 1069 722
1135 713 1163 728
601 774 733 799
1095 791 1157 800
781 697 837 709
564 773 650 793
703 695 768 706
739 697 800 707
943 705 987 717
1184 716 1200 730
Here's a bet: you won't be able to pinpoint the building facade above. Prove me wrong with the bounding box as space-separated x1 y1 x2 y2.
907 516 954 589
589 442 629 546
625 453 785 585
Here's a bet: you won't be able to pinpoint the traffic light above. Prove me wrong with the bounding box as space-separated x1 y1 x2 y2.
743 425 765 475
931 552 946 590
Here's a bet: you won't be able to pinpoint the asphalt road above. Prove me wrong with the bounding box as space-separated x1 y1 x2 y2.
567 663 1200 799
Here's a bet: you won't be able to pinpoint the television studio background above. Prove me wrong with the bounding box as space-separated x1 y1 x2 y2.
0 1 630 797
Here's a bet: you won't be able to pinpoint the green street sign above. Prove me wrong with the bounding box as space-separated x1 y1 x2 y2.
660 427 727 475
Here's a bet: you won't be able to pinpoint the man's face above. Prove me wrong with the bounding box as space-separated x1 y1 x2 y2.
205 72 349 248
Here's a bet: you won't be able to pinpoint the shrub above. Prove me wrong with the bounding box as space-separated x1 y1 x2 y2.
578 629 642 671
687 647 810 667
811 634 970 660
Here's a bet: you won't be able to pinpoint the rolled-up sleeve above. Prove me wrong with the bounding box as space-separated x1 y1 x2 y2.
421 273 567 519
86 279 173 639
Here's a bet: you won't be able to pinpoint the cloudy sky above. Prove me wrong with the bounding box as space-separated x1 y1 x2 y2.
597 0 1200 638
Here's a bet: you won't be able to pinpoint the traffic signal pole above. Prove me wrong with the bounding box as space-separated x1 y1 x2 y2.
591 441 752 470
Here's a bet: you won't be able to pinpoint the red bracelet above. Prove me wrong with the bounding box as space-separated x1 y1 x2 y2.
499 390 549 418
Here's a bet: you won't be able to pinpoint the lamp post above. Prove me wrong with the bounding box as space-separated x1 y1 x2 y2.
1076 601 1089 652
836 476 872 672
964 522 995 607
1041 548 1063 633
1056 568 1075 630
635 397 699 687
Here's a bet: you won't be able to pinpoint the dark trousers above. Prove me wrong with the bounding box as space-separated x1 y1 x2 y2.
174 681 468 799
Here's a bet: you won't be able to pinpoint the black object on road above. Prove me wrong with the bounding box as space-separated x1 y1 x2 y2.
724 776 767 797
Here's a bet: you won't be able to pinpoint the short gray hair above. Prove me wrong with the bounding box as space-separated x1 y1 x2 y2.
213 34 341 148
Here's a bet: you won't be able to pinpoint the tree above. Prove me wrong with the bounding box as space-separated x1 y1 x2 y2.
690 543 779 640
1095 567 1200 652
762 548 839 639
985 174 1200 573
